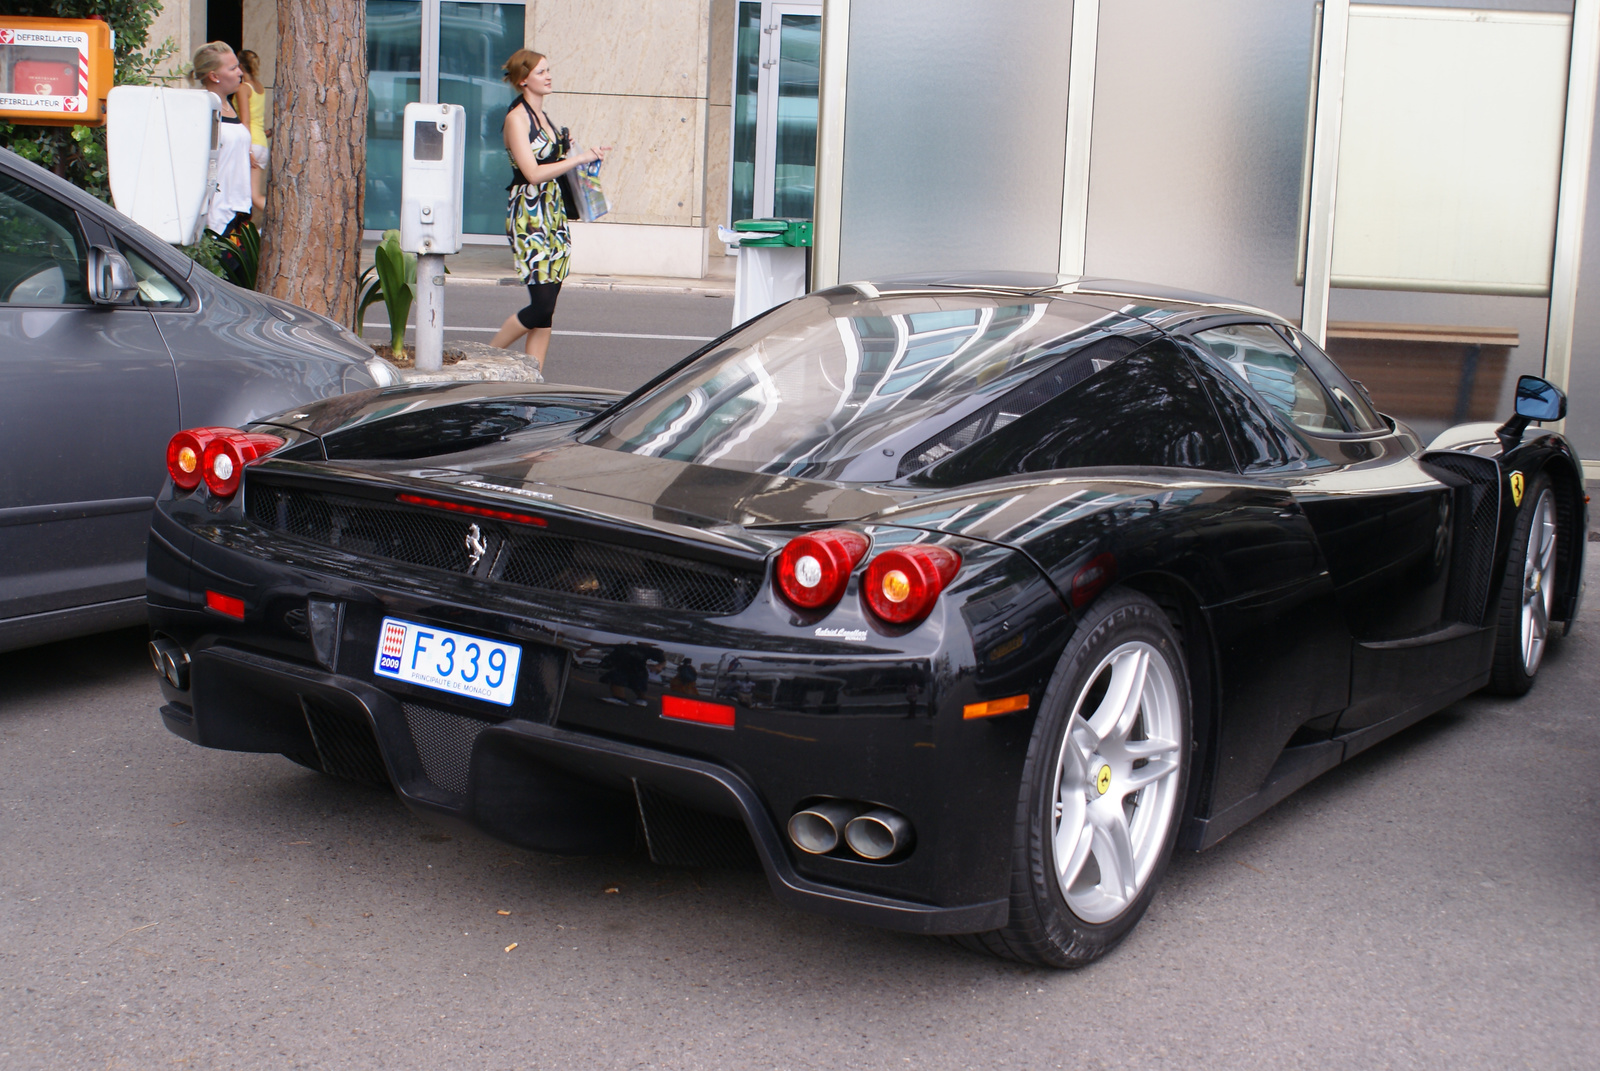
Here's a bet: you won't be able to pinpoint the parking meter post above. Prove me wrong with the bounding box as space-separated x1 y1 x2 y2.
399 101 465 374
415 253 446 372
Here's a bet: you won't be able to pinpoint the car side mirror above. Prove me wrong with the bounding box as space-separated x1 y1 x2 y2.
87 245 138 305
1497 374 1566 452
1514 374 1565 422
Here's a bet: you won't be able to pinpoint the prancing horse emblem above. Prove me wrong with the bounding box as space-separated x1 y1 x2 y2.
464 523 487 568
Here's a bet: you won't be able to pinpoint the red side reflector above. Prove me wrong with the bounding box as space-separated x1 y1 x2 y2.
205 590 245 619
963 693 1030 719
396 493 547 526
1070 552 1118 608
661 695 735 728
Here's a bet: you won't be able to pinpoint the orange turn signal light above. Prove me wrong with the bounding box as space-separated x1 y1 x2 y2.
963 694 1029 720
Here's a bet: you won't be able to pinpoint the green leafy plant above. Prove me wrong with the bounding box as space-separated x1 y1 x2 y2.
354 230 447 357
179 222 258 291
354 229 416 359
218 221 260 290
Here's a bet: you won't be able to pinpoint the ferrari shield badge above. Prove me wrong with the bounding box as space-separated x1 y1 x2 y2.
1510 471 1525 508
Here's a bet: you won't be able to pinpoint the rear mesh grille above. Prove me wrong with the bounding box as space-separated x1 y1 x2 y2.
499 530 758 615
634 783 760 870
1422 451 1500 627
301 698 391 788
249 484 475 573
246 481 763 615
403 702 494 796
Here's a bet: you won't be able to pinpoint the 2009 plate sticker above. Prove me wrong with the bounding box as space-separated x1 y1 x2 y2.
374 617 521 707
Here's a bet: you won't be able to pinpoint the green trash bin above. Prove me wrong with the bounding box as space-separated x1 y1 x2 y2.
732 217 812 325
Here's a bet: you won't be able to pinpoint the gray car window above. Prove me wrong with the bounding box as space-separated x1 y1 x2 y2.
0 173 89 306
1194 323 1350 434
1280 326 1386 433
117 242 188 307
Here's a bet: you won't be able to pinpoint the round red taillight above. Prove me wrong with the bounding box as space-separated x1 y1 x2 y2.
775 529 869 611
165 427 236 491
198 431 285 498
863 544 961 625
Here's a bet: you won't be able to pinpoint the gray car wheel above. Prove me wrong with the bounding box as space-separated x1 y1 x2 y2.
959 588 1190 967
1488 475 1560 696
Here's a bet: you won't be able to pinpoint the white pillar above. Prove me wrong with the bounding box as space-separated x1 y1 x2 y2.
1057 0 1099 279
1300 0 1351 349
810 0 851 290
1543 0 1600 411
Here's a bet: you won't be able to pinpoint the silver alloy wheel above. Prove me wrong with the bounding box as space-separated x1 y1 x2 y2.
1520 488 1558 674
1049 640 1184 924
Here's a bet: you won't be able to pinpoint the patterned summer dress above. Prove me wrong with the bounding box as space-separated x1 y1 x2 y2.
505 99 572 284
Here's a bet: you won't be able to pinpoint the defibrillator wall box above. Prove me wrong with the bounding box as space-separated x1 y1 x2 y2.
105 85 220 246
400 102 466 255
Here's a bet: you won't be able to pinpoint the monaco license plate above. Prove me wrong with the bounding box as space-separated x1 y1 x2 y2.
373 617 521 707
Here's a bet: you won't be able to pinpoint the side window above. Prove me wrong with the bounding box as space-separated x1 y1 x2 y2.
919 338 1236 483
1183 346 1312 471
1194 323 1350 434
117 243 189 307
1282 327 1386 432
0 173 89 306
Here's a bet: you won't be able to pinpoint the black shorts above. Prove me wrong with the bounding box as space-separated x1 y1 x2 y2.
516 281 562 329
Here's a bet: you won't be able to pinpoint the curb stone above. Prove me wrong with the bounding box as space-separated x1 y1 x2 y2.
395 341 544 384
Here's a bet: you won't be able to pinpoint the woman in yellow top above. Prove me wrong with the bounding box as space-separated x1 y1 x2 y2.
234 50 269 215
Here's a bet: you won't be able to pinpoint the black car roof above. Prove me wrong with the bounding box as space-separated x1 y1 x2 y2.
842 272 1289 336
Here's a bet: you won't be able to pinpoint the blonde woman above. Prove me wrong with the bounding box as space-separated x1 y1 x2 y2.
488 49 610 370
235 49 269 214
191 42 254 236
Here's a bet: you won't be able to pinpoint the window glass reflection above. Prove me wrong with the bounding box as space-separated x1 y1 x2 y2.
0 174 88 306
439 2 526 235
919 340 1234 483
1195 323 1350 433
592 294 1134 479
365 0 422 231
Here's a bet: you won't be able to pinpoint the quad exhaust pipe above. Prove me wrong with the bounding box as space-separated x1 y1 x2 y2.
148 637 190 689
787 799 914 860
844 809 914 860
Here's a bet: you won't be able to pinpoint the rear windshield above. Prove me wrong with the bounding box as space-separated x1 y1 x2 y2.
584 290 1142 481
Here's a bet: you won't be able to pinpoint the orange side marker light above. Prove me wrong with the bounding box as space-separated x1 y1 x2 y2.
963 694 1030 720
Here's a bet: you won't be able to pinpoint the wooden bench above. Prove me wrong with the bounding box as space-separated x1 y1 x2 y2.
1320 321 1519 426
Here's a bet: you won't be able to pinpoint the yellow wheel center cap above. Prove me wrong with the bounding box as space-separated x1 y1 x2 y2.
1095 765 1112 796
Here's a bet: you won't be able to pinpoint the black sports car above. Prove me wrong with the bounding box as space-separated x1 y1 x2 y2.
146 276 1587 967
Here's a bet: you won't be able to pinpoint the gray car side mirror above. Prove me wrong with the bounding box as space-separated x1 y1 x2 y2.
1497 374 1567 453
87 245 138 305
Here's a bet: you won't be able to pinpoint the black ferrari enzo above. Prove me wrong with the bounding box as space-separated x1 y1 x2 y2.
146 277 1587 967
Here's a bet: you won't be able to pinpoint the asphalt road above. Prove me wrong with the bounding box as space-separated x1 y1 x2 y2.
360 284 736 393
3 530 1596 1068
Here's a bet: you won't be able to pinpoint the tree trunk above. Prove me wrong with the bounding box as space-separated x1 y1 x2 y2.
260 0 366 321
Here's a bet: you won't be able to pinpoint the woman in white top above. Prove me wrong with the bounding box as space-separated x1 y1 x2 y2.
191 42 256 237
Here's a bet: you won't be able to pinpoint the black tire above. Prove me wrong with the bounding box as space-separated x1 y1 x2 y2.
1487 472 1560 696
958 588 1191 967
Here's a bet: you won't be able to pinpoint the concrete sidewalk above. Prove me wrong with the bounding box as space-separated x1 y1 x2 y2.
360 239 735 297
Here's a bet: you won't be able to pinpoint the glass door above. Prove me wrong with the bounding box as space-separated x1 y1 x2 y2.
365 0 525 235
730 1 821 224
366 0 422 231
